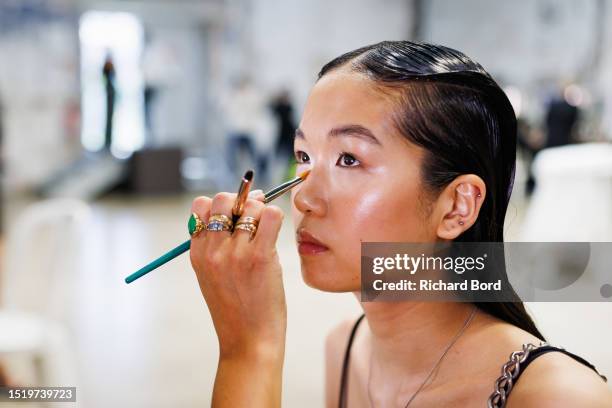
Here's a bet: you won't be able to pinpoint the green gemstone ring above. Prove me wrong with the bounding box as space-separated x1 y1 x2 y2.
188 213 205 237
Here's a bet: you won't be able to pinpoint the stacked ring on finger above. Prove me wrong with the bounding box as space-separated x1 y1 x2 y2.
205 214 233 232
188 212 206 237
234 216 259 239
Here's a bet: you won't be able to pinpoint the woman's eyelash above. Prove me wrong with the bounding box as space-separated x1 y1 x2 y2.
294 151 360 167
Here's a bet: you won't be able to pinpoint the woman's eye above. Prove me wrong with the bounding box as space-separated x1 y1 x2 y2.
295 150 310 163
294 151 360 167
337 152 360 167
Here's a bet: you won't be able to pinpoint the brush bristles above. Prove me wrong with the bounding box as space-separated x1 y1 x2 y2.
298 169 311 180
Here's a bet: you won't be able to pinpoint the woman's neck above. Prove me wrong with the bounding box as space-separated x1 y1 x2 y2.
353 295 478 377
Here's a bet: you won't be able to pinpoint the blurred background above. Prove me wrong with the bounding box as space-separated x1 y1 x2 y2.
0 0 611 406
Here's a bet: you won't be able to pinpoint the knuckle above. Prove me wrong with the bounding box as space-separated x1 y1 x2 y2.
244 198 265 213
212 192 224 202
264 205 284 222
191 196 211 211
206 251 225 269
250 250 268 266
227 249 242 266
213 191 233 204
251 249 278 268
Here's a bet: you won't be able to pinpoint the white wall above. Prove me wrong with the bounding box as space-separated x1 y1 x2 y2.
423 0 599 86
0 13 81 192
248 0 413 112
422 0 612 137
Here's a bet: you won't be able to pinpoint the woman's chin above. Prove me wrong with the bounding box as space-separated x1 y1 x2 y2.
299 266 358 293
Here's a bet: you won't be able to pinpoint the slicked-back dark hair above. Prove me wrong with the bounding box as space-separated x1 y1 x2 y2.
319 41 544 340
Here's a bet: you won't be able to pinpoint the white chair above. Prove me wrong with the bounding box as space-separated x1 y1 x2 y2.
0 198 91 387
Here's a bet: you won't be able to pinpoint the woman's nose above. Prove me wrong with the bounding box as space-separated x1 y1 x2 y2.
293 167 327 216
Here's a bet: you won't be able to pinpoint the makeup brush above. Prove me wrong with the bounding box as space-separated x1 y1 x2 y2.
231 169 254 226
262 170 310 203
124 169 311 284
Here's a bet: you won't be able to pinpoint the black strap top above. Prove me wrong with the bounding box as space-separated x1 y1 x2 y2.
338 313 607 408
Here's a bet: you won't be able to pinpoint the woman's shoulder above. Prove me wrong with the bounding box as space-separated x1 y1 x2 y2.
474 313 611 407
505 350 612 408
461 311 610 407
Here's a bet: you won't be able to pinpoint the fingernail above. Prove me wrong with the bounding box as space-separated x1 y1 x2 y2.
249 189 264 197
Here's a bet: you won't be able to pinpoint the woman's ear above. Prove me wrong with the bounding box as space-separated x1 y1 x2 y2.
435 175 486 240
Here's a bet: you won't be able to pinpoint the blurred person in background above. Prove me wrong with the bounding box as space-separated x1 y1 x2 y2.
221 76 272 186
270 88 297 175
188 42 611 407
516 118 541 196
544 82 580 149
143 69 158 145
142 28 157 144
102 51 116 150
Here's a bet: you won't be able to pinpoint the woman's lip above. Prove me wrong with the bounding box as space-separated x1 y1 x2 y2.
296 229 329 255
296 229 328 248
297 242 329 255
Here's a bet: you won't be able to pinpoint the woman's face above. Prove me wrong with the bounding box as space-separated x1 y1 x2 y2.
291 70 438 292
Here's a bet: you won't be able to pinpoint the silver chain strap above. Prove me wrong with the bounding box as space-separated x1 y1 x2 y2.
487 341 550 408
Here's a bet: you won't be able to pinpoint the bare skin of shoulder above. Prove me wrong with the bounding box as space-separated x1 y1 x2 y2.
325 311 611 408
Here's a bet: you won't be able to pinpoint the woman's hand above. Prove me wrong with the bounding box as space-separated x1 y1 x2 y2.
189 190 286 407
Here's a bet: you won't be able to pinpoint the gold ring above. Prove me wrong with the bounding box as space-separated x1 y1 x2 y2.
234 222 258 239
235 216 259 227
188 213 205 237
206 214 233 232
234 216 258 239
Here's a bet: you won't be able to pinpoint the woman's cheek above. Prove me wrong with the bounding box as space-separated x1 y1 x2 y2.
344 188 388 227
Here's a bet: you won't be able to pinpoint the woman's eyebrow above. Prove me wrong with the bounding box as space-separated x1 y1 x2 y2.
294 125 382 146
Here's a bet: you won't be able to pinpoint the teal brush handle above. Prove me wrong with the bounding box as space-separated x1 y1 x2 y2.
125 240 191 284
